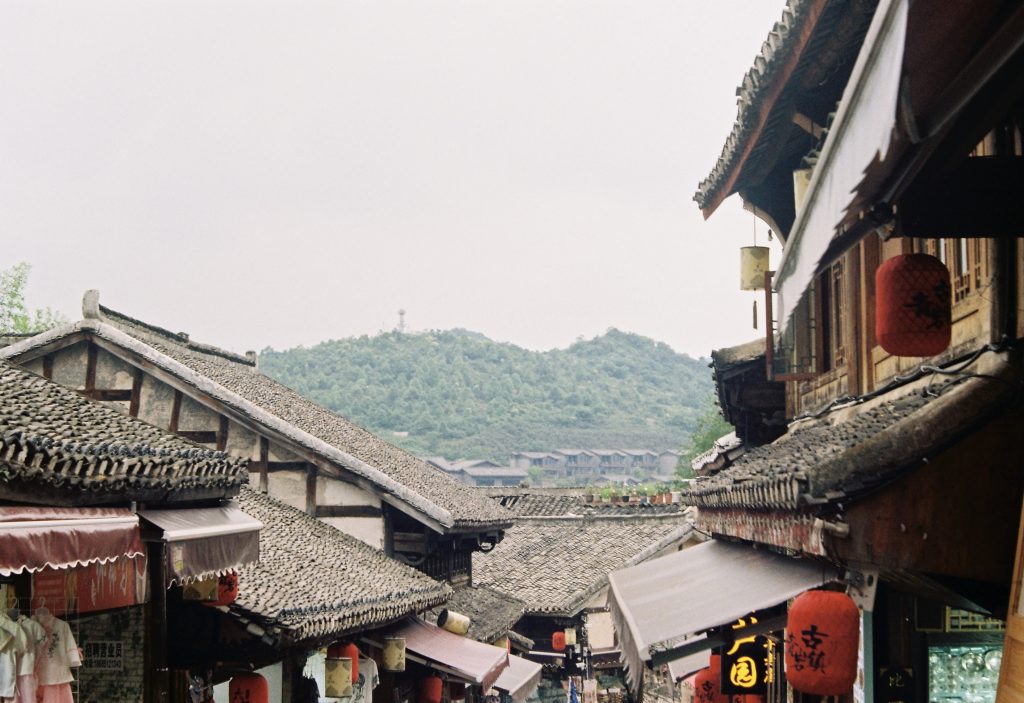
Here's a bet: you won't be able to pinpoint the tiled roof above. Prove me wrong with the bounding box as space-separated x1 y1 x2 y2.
693 0 876 214
462 466 528 479
694 0 814 210
0 361 245 503
486 489 687 518
711 339 765 368
426 585 526 644
225 486 451 645
1 295 513 530
473 515 692 616
690 432 743 474
685 357 1019 511
451 459 502 470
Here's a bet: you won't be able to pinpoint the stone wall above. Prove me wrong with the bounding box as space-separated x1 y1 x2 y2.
78 606 146 703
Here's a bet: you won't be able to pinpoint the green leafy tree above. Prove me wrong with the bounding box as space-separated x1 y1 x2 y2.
677 396 733 478
0 263 68 334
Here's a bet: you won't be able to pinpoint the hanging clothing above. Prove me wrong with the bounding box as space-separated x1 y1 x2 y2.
37 684 74 703
349 658 379 703
15 615 44 703
0 616 28 700
32 612 80 686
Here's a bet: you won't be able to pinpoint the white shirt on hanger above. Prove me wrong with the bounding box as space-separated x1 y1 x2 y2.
32 612 81 686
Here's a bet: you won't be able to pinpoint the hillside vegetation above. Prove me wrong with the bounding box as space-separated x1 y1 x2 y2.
259 328 713 462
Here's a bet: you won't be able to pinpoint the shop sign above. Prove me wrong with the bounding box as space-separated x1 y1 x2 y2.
721 617 777 695
83 641 123 670
31 553 148 615
878 667 914 703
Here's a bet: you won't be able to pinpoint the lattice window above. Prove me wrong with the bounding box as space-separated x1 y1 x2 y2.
946 608 1004 632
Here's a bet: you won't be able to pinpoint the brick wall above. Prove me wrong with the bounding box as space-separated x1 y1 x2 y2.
78 606 145 703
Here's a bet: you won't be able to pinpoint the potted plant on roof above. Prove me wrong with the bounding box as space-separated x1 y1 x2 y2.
583 486 596 504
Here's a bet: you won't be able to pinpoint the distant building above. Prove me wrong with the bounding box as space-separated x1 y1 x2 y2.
510 448 680 483
427 457 528 487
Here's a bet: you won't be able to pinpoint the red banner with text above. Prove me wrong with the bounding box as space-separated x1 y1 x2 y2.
32 553 148 615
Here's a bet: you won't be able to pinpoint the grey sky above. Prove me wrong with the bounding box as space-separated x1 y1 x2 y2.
2 1 784 359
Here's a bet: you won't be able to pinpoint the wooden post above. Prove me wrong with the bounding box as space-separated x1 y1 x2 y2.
129 367 143 418
169 390 182 433
997 496 1024 701
306 464 318 516
145 542 170 703
85 343 97 393
216 415 229 452
258 437 269 493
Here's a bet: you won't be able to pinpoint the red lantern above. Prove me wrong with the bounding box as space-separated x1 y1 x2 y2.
693 655 728 703
876 253 951 357
552 631 566 651
216 573 239 605
785 590 859 695
229 673 269 703
449 682 466 701
419 675 444 703
327 642 361 683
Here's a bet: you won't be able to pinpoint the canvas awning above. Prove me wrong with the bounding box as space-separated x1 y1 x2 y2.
0 507 144 576
666 648 710 683
774 0 907 332
608 540 839 689
493 654 542 703
387 618 508 690
138 502 261 584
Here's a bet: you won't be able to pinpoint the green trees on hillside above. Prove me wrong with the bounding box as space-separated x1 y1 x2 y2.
677 397 733 478
259 328 714 461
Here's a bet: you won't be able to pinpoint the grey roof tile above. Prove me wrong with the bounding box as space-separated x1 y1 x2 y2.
426 584 526 644
0 298 513 529
485 489 687 518
473 515 692 616
0 360 246 502
684 365 1017 511
98 307 512 528
229 486 452 645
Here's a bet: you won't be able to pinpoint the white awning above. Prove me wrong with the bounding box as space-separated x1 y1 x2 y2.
666 649 710 683
608 540 838 689
493 654 542 703
774 0 908 330
139 502 261 584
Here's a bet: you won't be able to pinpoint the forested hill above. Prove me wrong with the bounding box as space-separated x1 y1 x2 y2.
259 329 713 462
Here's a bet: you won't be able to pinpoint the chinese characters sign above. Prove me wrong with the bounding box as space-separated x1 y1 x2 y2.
32 553 148 615
721 617 777 695
878 667 914 703
83 641 123 670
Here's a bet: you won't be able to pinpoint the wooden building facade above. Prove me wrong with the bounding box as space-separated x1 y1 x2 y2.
624 0 1024 700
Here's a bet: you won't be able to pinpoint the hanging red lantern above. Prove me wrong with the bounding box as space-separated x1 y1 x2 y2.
327 642 361 683
449 682 466 701
785 590 859 695
419 675 444 703
216 573 239 605
229 673 269 703
693 655 728 703
552 631 566 651
876 253 951 357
